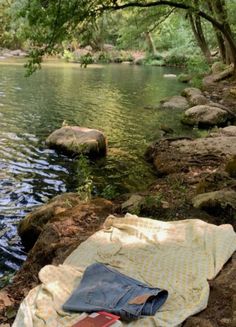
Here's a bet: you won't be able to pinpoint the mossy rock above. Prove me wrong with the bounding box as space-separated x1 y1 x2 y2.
178 74 191 83
225 155 236 178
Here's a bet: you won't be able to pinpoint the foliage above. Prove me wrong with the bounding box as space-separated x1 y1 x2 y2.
164 52 189 66
101 185 119 200
63 49 79 62
0 272 15 289
1 0 236 76
186 55 210 87
76 155 94 201
80 53 94 66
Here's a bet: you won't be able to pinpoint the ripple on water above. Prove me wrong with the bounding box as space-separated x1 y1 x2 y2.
0 62 193 278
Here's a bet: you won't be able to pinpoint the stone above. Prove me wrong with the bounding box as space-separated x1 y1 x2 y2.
163 74 177 78
121 194 143 212
145 136 236 176
18 193 82 249
190 95 208 106
182 105 230 127
19 197 114 270
46 126 107 157
161 95 189 110
210 126 236 137
178 74 191 83
182 87 208 106
192 189 236 215
134 57 145 65
182 87 202 98
221 126 236 136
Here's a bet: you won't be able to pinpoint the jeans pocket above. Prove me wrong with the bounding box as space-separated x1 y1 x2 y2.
86 285 133 309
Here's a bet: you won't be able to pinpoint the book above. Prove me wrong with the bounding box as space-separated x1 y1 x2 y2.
72 311 122 327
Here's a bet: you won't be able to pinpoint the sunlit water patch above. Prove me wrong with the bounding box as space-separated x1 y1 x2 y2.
0 61 196 277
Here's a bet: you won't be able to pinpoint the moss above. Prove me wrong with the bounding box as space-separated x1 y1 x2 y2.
196 180 210 194
225 156 236 178
178 74 191 83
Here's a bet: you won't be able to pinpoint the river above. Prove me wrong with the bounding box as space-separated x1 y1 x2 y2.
0 60 193 278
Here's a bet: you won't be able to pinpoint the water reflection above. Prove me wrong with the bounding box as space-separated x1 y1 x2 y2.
0 62 193 276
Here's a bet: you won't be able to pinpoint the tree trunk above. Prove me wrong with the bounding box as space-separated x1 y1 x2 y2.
216 31 226 63
144 31 157 55
210 0 236 67
189 13 211 63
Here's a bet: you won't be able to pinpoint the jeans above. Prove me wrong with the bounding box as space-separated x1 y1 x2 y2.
63 263 168 321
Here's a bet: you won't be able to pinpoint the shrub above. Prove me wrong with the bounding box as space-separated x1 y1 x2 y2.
101 185 119 200
76 155 94 201
79 53 94 67
164 53 188 66
186 55 210 88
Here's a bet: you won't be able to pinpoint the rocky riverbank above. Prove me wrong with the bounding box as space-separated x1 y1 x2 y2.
0 68 236 326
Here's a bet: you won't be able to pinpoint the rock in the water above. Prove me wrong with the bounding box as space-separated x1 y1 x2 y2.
19 194 114 252
18 193 82 249
178 74 191 83
145 135 236 176
182 87 208 106
134 56 145 65
182 105 230 127
163 74 176 78
192 189 236 215
46 126 107 157
16 196 114 291
161 95 189 110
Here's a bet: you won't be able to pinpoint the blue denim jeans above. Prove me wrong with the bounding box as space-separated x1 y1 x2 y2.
63 263 168 321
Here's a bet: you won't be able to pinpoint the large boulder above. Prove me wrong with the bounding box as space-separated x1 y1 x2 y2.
192 189 236 216
46 126 107 157
18 193 82 249
161 95 189 110
145 135 236 176
18 194 114 252
182 105 230 127
182 87 208 106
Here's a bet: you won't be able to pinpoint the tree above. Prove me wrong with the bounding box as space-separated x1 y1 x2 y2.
187 0 211 63
14 0 236 75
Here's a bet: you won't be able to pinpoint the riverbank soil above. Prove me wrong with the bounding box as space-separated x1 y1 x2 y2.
0 75 236 326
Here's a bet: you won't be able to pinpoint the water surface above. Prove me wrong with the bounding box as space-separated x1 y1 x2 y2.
0 60 193 277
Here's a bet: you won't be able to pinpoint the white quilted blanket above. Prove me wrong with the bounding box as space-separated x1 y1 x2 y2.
13 214 236 327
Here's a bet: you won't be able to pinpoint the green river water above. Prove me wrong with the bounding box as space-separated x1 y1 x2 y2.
0 60 195 277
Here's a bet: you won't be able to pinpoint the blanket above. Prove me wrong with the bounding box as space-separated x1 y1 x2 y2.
13 214 236 327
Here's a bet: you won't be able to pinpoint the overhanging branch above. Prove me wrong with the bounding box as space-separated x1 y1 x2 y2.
100 1 224 31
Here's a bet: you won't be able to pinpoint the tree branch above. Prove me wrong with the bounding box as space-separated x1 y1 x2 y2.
148 7 175 33
101 0 224 31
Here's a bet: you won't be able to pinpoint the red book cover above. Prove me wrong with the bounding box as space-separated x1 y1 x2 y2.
72 312 120 327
